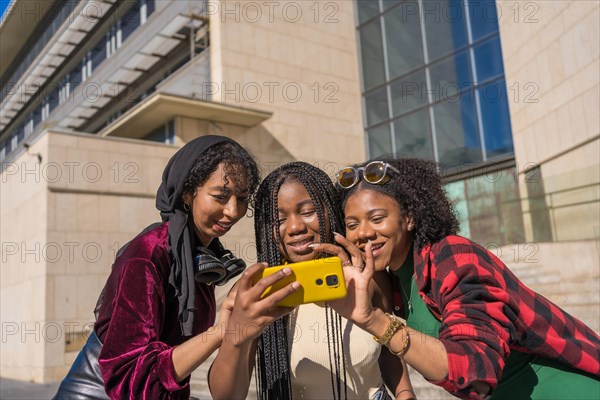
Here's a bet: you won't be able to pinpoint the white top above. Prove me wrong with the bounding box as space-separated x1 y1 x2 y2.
287 303 385 399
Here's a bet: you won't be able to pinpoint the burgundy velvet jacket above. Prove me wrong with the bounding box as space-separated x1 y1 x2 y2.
95 223 216 399
391 235 600 399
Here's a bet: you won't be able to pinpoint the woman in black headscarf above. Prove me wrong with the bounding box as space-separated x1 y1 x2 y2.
54 135 299 399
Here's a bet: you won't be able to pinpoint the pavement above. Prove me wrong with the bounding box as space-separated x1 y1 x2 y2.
0 377 214 400
0 378 60 399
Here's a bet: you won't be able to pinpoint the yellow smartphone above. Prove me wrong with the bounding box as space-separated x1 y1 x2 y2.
253 256 347 307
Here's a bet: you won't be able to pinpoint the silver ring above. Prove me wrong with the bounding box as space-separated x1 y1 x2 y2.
351 265 365 270
342 260 352 267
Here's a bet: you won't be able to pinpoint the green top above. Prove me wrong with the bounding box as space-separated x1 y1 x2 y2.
392 251 599 399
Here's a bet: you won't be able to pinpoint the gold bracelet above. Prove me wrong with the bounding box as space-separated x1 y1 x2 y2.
372 313 405 346
388 323 410 357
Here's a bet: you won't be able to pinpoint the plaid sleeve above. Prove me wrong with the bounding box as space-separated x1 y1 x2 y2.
426 237 518 399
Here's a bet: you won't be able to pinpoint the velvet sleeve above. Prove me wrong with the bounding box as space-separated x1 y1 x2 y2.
98 258 190 400
426 240 517 399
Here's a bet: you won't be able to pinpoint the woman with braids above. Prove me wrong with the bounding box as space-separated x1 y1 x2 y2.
209 161 414 400
312 157 600 400
54 136 300 399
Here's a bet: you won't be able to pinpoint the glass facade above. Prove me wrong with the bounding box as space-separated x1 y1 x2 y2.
357 0 525 246
357 0 514 168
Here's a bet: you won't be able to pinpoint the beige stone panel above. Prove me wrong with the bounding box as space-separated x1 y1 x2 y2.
212 0 364 163
76 275 105 318
95 195 120 233
561 0 598 33
542 142 600 185
76 194 100 232
542 108 562 158
52 275 77 320
119 196 140 233
63 230 89 276
552 203 599 242
500 0 599 169
582 81 600 137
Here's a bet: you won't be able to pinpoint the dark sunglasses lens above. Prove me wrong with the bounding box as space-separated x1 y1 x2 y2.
338 168 357 187
364 162 385 183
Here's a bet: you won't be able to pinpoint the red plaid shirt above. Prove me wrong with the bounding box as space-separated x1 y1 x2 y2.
392 235 600 399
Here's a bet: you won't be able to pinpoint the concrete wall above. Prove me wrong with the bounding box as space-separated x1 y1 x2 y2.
1 130 178 382
1 135 49 382
209 0 366 166
498 0 600 242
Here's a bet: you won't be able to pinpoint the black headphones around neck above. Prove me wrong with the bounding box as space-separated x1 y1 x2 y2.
193 243 247 286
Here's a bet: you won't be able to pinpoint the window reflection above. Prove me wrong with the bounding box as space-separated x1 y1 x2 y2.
424 0 467 61
478 79 513 158
367 124 393 158
393 108 434 159
365 86 389 126
390 70 427 117
360 18 386 90
434 98 482 164
385 1 423 79
429 50 471 100
474 36 504 83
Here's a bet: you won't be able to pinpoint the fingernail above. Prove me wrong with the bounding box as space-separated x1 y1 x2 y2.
307 244 316 248
291 282 301 289
282 267 292 275
333 232 342 236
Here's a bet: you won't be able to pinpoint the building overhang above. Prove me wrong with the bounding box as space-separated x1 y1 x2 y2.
0 0 60 79
98 93 272 138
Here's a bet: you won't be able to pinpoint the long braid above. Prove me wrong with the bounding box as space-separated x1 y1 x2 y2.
254 162 347 400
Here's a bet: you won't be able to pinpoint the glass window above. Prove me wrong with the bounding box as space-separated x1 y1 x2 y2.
357 0 380 24
69 63 83 88
146 0 155 16
474 35 504 83
359 18 386 90
47 86 60 112
367 124 392 159
424 0 467 61
364 86 389 127
385 1 423 79
90 39 107 70
382 0 401 11
429 50 471 101
121 3 141 41
433 97 482 164
468 0 499 41
393 108 434 159
32 106 42 127
478 79 513 158
390 69 427 117
445 180 471 237
17 124 25 143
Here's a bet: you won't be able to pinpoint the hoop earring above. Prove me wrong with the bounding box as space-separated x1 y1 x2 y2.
183 203 191 212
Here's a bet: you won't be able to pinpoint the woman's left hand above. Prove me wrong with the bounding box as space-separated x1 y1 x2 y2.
310 235 377 328
217 284 237 329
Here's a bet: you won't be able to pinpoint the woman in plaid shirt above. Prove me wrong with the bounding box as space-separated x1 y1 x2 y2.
313 157 599 399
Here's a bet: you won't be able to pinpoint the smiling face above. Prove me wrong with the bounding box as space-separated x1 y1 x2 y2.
343 189 413 271
182 162 249 247
277 180 328 263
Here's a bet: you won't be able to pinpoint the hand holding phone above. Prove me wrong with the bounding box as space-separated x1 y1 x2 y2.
252 257 347 307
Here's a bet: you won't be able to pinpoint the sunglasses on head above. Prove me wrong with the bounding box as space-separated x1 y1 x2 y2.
336 161 400 189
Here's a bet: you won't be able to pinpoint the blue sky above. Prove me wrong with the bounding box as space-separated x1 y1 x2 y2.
0 0 10 21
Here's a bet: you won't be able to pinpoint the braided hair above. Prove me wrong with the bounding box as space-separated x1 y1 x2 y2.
254 162 347 400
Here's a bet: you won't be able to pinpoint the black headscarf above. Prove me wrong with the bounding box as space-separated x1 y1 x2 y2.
156 135 237 337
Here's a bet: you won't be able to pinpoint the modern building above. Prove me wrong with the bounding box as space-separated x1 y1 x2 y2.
1 0 598 396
